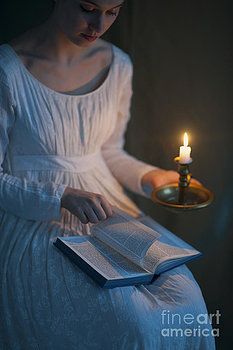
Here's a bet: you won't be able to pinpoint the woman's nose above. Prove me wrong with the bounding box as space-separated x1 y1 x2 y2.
88 14 104 34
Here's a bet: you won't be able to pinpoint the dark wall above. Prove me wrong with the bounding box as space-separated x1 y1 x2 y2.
1 1 232 349
108 2 232 349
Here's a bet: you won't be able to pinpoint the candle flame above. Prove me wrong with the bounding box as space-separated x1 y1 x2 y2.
183 132 189 147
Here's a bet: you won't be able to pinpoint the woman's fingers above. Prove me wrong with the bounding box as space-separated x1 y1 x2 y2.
61 188 114 224
166 172 202 187
147 170 202 189
84 205 100 223
99 197 113 218
76 207 89 224
94 207 107 221
166 170 179 183
190 177 202 186
90 197 113 223
82 196 113 223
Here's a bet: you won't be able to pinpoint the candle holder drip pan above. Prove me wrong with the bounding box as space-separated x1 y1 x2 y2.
151 183 214 211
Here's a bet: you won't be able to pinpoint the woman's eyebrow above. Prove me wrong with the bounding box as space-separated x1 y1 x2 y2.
80 1 124 9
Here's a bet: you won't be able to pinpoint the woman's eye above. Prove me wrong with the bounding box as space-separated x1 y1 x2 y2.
107 11 118 17
80 5 95 13
80 4 120 17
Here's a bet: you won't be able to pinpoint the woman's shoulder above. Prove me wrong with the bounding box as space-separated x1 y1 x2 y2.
99 39 133 71
111 43 133 71
0 44 15 64
112 44 132 64
0 44 18 84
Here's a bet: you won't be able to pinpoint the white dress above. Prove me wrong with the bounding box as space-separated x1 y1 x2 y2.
0 43 215 350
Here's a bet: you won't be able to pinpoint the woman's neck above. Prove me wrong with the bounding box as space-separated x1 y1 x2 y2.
10 17 96 66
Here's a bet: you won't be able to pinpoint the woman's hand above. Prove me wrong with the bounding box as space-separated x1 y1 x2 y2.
61 187 113 224
141 168 201 190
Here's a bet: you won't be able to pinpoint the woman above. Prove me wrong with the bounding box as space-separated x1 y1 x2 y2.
0 0 215 349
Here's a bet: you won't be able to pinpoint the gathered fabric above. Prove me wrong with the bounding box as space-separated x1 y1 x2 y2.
11 151 103 173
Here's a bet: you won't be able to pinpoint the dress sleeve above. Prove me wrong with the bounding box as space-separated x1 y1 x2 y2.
101 57 158 197
0 76 66 221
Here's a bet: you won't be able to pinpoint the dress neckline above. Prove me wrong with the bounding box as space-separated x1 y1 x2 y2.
3 43 116 98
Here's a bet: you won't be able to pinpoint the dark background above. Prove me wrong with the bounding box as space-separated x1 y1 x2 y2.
0 1 232 349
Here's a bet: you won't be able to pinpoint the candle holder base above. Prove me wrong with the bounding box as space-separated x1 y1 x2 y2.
151 183 214 212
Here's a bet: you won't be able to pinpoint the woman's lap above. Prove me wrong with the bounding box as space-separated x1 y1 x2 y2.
0 215 215 349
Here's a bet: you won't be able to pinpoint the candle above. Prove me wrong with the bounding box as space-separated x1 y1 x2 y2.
179 132 192 164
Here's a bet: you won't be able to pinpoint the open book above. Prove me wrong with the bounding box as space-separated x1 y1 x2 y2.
53 208 201 288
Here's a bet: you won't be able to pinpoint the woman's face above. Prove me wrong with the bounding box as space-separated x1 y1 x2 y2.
54 0 124 46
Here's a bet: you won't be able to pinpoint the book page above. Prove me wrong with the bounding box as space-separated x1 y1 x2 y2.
137 215 201 273
137 215 197 250
142 241 198 273
63 237 149 280
91 209 161 266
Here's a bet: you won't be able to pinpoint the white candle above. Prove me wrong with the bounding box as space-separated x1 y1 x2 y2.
179 132 192 164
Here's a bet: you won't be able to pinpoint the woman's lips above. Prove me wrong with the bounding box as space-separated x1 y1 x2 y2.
81 33 98 42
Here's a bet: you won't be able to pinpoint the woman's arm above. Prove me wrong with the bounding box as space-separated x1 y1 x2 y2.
0 76 66 221
101 56 200 196
101 56 159 197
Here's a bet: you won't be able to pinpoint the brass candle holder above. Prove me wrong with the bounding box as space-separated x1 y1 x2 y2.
151 157 214 211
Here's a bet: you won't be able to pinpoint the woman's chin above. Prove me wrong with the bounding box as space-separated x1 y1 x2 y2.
69 35 97 48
